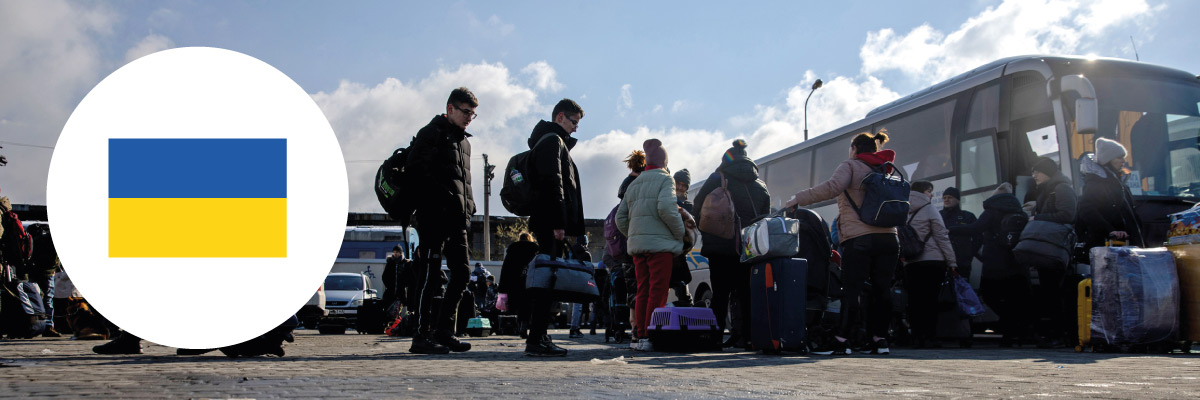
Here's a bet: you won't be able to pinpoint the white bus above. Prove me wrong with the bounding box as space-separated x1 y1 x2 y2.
688 55 1200 290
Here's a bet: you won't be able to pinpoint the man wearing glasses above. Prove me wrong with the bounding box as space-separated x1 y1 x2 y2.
524 99 586 356
405 87 479 354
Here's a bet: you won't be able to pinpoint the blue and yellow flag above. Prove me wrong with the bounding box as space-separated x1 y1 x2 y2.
108 138 287 258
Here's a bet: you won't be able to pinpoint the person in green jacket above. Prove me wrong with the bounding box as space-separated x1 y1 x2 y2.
616 139 685 351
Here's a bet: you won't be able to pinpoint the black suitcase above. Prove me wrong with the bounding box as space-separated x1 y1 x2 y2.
750 257 808 354
355 298 389 334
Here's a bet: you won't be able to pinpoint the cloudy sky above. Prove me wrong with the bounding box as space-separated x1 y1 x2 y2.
1 0 1194 219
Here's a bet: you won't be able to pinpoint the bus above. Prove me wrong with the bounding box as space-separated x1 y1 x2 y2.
689 55 1200 286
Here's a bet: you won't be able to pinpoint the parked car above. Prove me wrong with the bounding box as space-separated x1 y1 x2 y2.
298 283 326 329
318 272 378 334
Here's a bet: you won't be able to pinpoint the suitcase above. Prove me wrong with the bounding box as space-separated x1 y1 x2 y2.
1090 246 1181 350
496 315 518 336
1169 244 1200 342
1075 278 1093 351
749 257 808 354
646 307 722 352
355 298 389 334
466 317 492 337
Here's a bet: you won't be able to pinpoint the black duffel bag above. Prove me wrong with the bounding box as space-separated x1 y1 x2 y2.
1012 220 1076 270
525 254 600 304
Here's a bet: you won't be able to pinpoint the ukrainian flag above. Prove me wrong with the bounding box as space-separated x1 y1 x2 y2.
108 138 287 258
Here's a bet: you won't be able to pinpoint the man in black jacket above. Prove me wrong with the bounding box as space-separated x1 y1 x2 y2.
405 87 478 354
941 187 979 280
524 99 586 357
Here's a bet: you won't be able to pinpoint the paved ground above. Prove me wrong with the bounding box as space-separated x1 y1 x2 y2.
1 329 1198 399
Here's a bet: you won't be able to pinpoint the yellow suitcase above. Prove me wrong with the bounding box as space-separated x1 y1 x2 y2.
1075 278 1092 352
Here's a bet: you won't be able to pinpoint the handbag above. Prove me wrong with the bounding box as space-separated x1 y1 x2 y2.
1013 220 1076 269
525 253 600 304
952 275 985 317
738 214 800 263
937 274 957 312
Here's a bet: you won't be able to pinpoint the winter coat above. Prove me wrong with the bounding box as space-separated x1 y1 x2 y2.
942 206 979 269
618 174 637 199
693 158 771 257
528 120 585 236
406 114 475 227
949 193 1026 279
789 154 898 244
617 168 686 256
1033 172 1077 224
498 240 539 294
1077 154 1144 248
907 191 957 267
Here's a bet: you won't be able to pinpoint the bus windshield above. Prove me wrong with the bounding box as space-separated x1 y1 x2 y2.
1084 75 1200 198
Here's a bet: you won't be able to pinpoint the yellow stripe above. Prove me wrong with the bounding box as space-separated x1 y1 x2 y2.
109 198 287 258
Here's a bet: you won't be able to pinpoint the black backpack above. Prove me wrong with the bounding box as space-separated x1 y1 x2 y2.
374 138 418 225
845 161 911 227
898 203 931 261
998 212 1029 249
500 134 559 216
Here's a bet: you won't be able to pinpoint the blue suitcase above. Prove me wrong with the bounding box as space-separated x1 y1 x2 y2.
750 258 808 354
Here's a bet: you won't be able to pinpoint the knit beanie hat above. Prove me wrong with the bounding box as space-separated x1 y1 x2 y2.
674 169 691 186
1094 137 1128 166
722 139 748 164
644 139 667 168
1032 156 1058 176
944 187 961 200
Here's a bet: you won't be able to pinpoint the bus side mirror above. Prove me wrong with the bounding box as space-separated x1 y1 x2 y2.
1059 75 1098 135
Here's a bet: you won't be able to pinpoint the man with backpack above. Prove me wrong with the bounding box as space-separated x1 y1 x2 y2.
405 87 478 355
523 98 586 357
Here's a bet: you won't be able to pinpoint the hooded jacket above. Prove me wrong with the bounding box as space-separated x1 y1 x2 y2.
616 168 686 255
693 157 771 257
1033 171 1077 224
789 152 899 243
528 120 585 236
949 192 1026 279
406 114 475 225
908 191 957 267
1077 154 1144 248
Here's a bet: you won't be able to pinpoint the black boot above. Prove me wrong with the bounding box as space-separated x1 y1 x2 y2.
408 333 450 354
434 329 471 352
93 332 143 355
525 335 568 357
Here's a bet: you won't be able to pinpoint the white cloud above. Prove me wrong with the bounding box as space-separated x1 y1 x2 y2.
468 13 515 37
520 61 563 92
671 100 692 113
652 104 663 113
617 84 633 116
861 0 1161 85
124 34 175 64
0 0 115 205
312 62 543 213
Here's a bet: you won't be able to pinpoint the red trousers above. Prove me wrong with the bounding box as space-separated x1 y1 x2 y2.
633 252 674 338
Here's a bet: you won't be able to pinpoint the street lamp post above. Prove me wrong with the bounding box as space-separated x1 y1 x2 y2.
803 79 823 141
482 154 495 261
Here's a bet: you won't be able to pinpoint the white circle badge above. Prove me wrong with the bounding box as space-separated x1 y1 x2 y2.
47 47 348 349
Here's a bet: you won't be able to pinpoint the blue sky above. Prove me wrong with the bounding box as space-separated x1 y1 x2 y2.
1 0 1195 218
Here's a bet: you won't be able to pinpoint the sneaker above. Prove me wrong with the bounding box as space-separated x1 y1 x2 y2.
93 334 142 355
810 340 852 356
637 340 655 352
569 329 583 339
434 330 471 352
629 338 640 350
870 338 890 355
525 339 568 357
42 327 62 338
408 334 450 354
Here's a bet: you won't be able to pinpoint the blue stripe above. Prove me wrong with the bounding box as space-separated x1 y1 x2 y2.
109 139 287 198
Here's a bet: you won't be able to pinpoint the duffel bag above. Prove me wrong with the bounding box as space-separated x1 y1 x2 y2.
525 254 600 304
739 216 800 264
1013 220 1076 269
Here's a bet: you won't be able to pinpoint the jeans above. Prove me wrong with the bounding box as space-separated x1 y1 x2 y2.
839 233 900 339
33 275 56 328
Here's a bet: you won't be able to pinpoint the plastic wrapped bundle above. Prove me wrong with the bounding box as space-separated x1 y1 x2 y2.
1091 247 1180 346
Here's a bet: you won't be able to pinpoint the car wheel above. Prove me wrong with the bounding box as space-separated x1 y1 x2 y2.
696 288 713 309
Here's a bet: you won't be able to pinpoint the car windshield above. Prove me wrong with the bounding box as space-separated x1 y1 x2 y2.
1085 75 1200 198
324 276 363 291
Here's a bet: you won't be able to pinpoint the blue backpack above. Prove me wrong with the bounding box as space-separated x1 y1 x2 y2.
844 161 910 227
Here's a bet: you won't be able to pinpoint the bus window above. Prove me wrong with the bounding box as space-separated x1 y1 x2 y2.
874 99 956 180
967 83 1000 133
765 151 812 209
1009 72 1056 177
813 133 855 184
959 135 998 191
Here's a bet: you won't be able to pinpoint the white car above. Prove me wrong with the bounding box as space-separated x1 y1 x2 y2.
319 272 378 334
